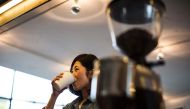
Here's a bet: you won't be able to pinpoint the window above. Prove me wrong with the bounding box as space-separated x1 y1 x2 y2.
12 71 52 103
0 65 78 108
11 100 43 109
0 66 14 98
0 99 10 109
57 89 78 105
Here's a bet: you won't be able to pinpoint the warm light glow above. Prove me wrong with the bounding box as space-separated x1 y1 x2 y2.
129 87 136 93
0 0 23 14
166 95 190 105
45 0 108 23
0 0 50 26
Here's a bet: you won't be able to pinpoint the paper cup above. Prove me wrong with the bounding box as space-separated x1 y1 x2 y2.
53 72 76 91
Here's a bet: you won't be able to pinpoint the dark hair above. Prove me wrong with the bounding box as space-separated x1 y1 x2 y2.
69 54 98 96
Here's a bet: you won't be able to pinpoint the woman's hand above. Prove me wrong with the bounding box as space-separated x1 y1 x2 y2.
51 73 67 96
44 73 68 109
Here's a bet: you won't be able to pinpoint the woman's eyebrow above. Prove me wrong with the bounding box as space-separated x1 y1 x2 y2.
72 66 78 72
75 65 78 68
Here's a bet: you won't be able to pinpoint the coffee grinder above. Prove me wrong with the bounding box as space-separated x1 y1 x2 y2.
90 0 166 109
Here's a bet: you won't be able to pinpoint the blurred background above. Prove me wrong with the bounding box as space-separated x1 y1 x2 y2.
0 0 190 109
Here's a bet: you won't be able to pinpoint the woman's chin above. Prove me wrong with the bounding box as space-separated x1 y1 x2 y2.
72 85 79 91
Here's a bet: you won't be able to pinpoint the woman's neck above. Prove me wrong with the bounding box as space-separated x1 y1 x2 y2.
81 88 89 99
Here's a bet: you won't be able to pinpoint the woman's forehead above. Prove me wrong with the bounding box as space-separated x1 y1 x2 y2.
73 61 82 67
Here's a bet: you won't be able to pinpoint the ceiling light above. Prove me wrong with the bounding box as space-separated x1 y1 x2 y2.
71 0 80 15
44 0 106 22
156 50 165 60
0 0 23 14
0 0 50 26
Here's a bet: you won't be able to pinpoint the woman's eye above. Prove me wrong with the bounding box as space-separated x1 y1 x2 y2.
74 68 79 71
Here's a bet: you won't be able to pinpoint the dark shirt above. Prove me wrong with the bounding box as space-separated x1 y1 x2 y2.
63 97 98 109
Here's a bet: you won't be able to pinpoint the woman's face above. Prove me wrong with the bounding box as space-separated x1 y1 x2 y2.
71 61 90 91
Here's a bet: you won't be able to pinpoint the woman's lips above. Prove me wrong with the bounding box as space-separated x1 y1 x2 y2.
72 78 78 87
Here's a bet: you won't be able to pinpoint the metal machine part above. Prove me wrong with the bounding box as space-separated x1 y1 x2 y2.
90 0 166 109
93 57 165 109
106 0 166 63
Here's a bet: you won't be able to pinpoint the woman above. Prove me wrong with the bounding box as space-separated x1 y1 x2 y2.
44 54 99 109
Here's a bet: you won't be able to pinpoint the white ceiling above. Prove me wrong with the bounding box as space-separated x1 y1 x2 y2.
0 0 190 101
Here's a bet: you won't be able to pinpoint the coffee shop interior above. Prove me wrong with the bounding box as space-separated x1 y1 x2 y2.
0 0 190 109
